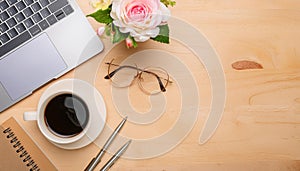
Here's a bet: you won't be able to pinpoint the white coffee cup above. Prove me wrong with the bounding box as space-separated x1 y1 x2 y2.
24 79 106 147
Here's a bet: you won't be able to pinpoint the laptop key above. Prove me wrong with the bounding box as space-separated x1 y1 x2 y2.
31 2 42 12
23 7 34 17
63 5 74 16
32 13 42 23
0 11 9 22
7 6 18 16
54 10 65 20
16 23 26 33
40 8 50 18
0 23 9 33
48 0 68 13
7 28 18 38
24 18 34 28
0 31 31 58
29 25 41 36
15 12 26 22
46 14 57 25
7 18 17 27
38 20 49 30
0 1 9 11
40 0 50 7
0 33 10 44
24 0 34 6
16 1 26 11
7 0 18 5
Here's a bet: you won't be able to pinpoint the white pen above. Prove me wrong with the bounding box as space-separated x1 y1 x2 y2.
100 140 132 171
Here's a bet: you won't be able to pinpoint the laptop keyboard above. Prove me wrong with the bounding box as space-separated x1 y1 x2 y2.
0 0 74 58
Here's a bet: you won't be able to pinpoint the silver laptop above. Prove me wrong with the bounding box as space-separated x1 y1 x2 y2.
0 0 104 112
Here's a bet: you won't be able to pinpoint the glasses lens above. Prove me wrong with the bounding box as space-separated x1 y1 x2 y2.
108 64 138 88
138 67 170 95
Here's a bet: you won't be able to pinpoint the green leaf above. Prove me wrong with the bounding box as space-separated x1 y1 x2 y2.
160 0 176 7
130 36 138 48
87 8 113 24
112 24 129 44
151 25 170 44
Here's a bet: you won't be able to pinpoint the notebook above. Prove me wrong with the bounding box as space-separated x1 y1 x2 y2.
0 117 57 171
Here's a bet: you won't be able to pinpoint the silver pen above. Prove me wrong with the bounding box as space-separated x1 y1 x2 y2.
100 140 132 171
84 117 128 171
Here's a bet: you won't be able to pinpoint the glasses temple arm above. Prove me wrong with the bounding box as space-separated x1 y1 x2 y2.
104 65 143 79
157 77 166 92
142 70 168 92
104 67 120 79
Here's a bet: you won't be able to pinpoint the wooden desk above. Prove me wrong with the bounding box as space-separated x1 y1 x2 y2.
1 0 300 170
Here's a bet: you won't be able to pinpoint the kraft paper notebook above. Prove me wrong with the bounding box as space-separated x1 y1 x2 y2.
0 117 57 171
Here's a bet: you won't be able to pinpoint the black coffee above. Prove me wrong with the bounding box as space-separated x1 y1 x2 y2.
44 94 89 137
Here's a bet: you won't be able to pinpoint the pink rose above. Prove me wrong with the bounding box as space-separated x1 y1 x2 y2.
110 0 170 42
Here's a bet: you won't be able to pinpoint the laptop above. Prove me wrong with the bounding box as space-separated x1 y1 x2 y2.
0 0 104 112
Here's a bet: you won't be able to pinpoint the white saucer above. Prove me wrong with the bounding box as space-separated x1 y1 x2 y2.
40 79 106 150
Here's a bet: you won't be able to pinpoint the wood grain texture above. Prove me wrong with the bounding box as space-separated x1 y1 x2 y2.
1 0 300 170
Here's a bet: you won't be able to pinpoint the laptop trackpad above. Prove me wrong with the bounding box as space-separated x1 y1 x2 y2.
0 33 67 101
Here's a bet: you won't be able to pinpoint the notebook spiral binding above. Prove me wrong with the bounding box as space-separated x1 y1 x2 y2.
3 127 40 171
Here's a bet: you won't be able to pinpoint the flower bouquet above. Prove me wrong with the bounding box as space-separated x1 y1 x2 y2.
88 0 176 48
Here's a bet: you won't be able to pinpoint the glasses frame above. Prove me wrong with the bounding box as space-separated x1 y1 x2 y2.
104 59 172 94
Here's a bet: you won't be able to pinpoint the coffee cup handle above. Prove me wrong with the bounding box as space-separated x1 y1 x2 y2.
23 112 38 121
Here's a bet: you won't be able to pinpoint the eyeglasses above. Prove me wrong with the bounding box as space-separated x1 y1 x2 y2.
104 59 172 95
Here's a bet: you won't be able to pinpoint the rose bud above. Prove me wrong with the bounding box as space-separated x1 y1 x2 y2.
125 37 133 48
97 26 105 36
